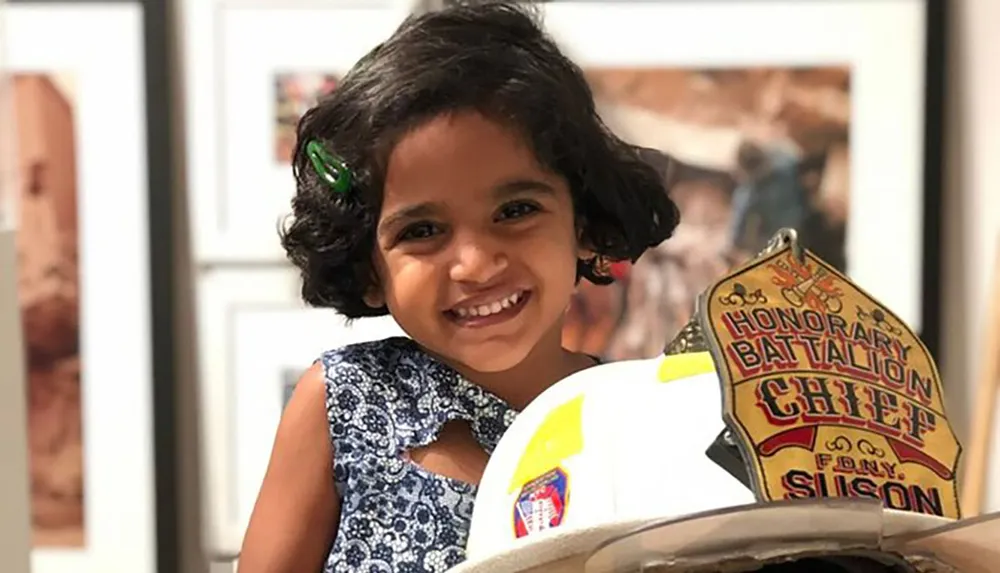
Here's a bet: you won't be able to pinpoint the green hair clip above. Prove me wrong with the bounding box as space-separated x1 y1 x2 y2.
306 140 352 194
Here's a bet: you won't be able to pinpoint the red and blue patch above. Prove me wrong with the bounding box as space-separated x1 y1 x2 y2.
513 467 569 538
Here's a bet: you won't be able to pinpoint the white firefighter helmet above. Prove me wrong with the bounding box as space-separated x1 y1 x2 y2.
449 353 1000 572
458 352 757 569
450 230 1000 572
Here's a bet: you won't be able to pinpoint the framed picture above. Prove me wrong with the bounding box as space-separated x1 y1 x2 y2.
5 3 158 572
196 267 404 557
180 0 413 263
544 1 945 362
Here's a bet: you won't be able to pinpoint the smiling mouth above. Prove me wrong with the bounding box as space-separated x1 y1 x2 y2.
445 290 531 326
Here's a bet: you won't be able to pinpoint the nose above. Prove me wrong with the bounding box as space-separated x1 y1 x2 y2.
448 229 509 285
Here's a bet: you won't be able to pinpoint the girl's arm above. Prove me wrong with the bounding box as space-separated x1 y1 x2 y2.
237 363 339 573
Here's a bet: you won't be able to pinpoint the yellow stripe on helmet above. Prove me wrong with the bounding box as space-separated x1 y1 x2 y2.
657 351 716 383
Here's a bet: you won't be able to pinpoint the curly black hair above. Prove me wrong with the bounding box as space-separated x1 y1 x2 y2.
280 0 681 318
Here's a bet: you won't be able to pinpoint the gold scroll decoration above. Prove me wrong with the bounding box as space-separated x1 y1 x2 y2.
694 229 962 519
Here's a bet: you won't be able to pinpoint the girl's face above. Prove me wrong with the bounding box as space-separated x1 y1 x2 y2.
371 111 586 374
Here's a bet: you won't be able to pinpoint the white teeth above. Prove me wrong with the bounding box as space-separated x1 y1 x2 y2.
453 291 524 319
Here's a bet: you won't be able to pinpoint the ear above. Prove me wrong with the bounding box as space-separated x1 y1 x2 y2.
363 287 385 309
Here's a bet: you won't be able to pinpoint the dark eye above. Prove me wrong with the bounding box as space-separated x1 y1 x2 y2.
496 200 540 221
397 222 441 242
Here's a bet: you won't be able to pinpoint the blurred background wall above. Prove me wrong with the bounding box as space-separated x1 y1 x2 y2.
940 0 1000 511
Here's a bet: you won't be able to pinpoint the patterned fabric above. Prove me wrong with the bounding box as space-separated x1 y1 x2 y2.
320 337 518 573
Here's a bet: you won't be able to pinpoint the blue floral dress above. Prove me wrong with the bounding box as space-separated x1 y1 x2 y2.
320 337 518 573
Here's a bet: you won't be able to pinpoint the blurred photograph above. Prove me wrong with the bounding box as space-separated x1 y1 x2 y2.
273 72 340 163
14 73 85 547
562 67 851 361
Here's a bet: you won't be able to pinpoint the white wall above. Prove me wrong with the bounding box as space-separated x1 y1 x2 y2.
941 0 1000 512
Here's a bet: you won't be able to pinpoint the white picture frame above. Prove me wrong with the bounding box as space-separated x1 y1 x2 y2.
180 0 414 264
5 4 157 573
539 0 933 333
196 267 405 557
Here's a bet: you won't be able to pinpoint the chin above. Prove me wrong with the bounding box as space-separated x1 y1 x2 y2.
452 342 533 374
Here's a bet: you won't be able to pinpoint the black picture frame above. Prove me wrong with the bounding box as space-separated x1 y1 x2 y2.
920 0 947 365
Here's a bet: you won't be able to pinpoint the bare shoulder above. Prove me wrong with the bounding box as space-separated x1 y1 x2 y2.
269 361 330 455
237 362 338 573
286 361 328 419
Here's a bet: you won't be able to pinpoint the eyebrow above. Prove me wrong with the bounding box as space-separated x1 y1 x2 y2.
376 177 557 240
377 203 440 240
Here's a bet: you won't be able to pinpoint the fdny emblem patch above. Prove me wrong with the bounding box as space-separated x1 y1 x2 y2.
513 467 569 538
698 230 962 519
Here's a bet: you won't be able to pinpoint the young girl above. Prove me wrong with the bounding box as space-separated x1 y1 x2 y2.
238 3 680 572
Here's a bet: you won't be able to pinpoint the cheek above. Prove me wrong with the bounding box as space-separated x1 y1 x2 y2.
521 217 581 283
378 255 438 309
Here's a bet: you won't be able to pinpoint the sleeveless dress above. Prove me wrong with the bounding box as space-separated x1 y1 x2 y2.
320 337 518 573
